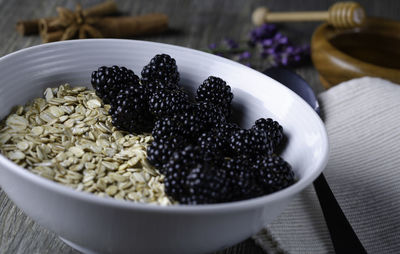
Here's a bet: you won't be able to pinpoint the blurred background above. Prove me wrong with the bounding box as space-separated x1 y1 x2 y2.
1 0 399 93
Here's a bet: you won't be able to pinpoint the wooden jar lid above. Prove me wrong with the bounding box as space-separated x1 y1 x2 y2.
311 17 400 88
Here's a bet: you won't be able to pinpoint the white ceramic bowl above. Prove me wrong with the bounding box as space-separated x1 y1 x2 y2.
0 39 329 254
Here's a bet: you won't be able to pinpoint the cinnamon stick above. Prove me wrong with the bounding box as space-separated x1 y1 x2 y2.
42 30 64 43
16 19 40 35
95 14 168 38
83 1 118 17
38 17 59 37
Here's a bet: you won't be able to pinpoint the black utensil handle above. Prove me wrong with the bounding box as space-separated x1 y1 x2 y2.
313 174 367 253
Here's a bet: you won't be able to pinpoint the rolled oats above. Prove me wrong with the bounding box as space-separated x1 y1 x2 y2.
0 84 172 205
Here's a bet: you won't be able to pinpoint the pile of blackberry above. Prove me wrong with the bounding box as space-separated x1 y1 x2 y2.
91 54 295 205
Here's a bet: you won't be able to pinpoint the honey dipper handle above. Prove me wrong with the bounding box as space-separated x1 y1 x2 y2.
252 2 365 28
252 7 328 25
267 11 328 22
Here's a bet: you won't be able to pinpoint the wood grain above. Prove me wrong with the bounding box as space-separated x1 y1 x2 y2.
312 17 400 88
0 0 399 253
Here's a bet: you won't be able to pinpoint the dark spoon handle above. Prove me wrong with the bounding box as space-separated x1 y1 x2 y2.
313 174 367 253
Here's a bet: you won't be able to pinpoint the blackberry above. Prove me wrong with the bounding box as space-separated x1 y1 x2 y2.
174 111 208 141
252 118 284 151
141 54 180 85
152 116 183 141
196 131 225 163
228 129 272 157
141 78 178 97
149 88 191 118
215 122 240 142
162 146 204 202
252 155 295 194
196 76 233 118
91 66 139 104
108 81 153 133
190 102 226 128
163 166 189 202
147 137 186 169
172 103 226 142
217 104 231 119
184 164 231 204
197 122 241 159
162 145 231 204
223 155 263 201
196 76 233 106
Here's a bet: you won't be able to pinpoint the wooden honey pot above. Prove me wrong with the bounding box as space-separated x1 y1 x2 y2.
252 2 400 88
311 17 400 88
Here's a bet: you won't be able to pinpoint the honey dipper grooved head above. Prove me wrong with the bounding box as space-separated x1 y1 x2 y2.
328 1 366 28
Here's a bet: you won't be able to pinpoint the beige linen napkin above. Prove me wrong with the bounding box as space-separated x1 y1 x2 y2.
253 77 400 254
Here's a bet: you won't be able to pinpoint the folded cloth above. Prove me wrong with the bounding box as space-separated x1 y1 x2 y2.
253 77 400 254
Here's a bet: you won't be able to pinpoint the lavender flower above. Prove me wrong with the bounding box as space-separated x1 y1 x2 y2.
208 43 217 50
285 46 294 54
262 39 273 47
238 51 251 61
272 44 310 67
249 23 277 45
224 38 239 49
248 24 310 67
206 22 310 69
275 33 289 45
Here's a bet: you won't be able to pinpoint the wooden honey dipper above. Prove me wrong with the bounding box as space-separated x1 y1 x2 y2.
252 2 366 28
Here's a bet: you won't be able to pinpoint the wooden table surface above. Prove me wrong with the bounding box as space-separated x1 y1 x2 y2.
0 0 399 253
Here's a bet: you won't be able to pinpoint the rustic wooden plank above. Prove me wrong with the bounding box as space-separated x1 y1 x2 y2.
0 0 399 253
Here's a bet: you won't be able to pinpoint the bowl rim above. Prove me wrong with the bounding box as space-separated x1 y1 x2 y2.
0 39 329 213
